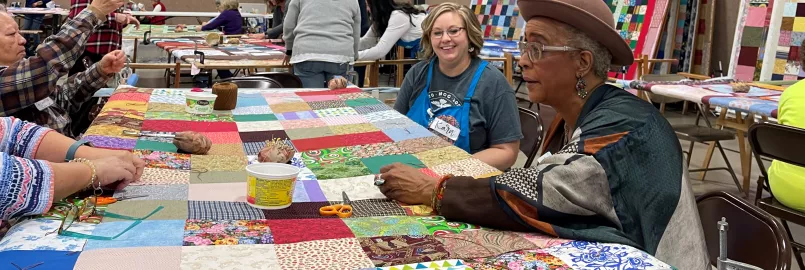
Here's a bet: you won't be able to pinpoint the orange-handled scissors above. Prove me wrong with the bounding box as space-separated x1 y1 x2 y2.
92 195 149 206
319 192 353 218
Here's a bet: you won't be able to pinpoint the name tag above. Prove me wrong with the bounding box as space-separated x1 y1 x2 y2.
34 97 55 111
536 151 552 163
429 117 460 141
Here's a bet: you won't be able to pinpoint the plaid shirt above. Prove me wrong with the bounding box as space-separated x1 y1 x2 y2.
0 8 104 117
13 64 111 138
69 0 124 55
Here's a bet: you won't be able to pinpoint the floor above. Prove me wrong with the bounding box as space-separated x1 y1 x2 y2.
129 43 804 267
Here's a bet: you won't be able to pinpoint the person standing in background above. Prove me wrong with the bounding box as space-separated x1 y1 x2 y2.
283 0 361 88
22 0 50 56
143 0 166 25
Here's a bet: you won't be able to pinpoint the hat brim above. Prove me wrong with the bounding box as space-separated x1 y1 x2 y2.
519 1 634 66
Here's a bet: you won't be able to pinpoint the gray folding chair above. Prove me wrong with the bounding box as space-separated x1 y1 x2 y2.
518 107 544 168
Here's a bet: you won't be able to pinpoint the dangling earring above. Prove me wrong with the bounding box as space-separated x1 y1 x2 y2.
575 74 587 99
468 47 475 52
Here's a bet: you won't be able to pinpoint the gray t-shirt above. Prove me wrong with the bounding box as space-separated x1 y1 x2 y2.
394 57 523 154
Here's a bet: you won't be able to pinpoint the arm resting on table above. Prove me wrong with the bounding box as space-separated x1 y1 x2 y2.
440 176 530 231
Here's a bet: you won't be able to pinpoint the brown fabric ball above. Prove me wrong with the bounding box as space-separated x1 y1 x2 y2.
328 76 348 90
173 131 212 155
258 141 294 163
212 82 238 110
731 82 751 93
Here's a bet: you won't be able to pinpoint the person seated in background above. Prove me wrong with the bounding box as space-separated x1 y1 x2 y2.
22 0 51 56
0 0 126 138
201 0 242 80
393 3 521 171
0 116 145 221
142 0 167 25
282 0 360 88
768 43 805 213
379 0 709 269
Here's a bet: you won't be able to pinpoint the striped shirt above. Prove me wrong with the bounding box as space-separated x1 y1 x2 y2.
0 117 54 220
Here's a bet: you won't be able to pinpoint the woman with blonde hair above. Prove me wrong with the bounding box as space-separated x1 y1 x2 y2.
393 3 521 171
202 0 243 35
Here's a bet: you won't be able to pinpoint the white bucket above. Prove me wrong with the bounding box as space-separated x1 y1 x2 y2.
245 163 301 210
185 92 217 115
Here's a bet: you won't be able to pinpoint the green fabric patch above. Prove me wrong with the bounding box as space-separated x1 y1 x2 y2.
361 154 425 174
189 171 249 184
234 114 278 122
308 160 372 180
417 216 482 235
134 140 178 153
145 111 191 121
104 200 188 221
191 112 234 122
345 98 382 107
343 217 429 237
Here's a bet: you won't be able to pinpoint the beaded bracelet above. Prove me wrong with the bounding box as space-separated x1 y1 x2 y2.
70 158 99 190
431 174 453 215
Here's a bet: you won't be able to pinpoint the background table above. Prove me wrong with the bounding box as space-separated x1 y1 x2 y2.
0 87 672 269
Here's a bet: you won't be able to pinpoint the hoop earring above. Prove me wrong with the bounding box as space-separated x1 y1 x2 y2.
468 47 475 52
576 74 587 99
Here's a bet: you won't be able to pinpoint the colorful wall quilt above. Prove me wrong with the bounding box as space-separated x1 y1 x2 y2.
604 0 657 79
0 88 673 269
471 0 525 40
768 0 805 80
730 0 774 81
691 0 716 75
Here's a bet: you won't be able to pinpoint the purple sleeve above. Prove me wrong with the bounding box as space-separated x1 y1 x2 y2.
202 10 229 31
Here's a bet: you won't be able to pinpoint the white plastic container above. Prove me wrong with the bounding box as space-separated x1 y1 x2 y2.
185 92 217 115
245 163 301 210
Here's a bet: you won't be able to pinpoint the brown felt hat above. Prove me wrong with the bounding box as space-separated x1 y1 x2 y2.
518 0 634 66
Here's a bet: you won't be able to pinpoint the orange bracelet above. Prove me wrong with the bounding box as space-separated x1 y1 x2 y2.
431 174 453 214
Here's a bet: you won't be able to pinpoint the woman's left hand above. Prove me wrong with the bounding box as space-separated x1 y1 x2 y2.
282 55 291 66
378 163 437 206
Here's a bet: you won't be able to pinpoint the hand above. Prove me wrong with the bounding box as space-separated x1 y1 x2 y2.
99 50 126 75
114 13 140 28
247 33 265 40
378 163 437 205
33 1 43 7
80 148 145 185
282 55 291 66
90 0 125 16
91 156 137 189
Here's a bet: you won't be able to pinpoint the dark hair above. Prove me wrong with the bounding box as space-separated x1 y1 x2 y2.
368 0 423 37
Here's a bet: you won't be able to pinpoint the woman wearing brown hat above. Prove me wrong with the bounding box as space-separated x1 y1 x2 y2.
378 0 709 268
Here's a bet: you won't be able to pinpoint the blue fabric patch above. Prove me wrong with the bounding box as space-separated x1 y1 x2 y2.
382 125 435 142
292 180 310 202
236 97 269 108
0 250 81 270
83 220 185 250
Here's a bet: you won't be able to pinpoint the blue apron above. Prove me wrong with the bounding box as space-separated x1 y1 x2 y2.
396 39 421 59
406 58 487 152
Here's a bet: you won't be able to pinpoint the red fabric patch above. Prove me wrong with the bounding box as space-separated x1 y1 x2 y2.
294 88 362 96
141 120 195 132
202 132 243 144
341 131 393 147
420 168 442 178
266 218 354 244
292 135 349 151
108 93 150 102
191 121 238 132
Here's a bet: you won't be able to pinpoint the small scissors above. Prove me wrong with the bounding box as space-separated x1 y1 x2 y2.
319 192 353 218
93 195 149 206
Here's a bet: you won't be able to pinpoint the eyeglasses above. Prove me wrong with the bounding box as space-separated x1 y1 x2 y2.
48 196 163 240
518 41 581 62
432 27 465 39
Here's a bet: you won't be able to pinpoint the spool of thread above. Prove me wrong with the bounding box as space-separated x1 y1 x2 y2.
212 82 238 110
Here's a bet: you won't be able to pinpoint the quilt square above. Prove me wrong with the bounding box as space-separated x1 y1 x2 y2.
313 107 358 118
191 155 247 172
299 95 339 102
191 121 238 132
149 93 186 104
183 219 273 246
233 114 278 122
320 115 368 126
265 95 304 105
75 247 181 270
236 97 269 107
82 136 136 150
317 175 385 200
232 106 273 115
352 142 406 158
190 111 234 122
275 238 374 269
431 158 499 178
413 147 472 167
373 118 416 130
275 110 317 120
188 201 266 220
308 100 348 110
84 220 185 250
359 235 448 267
338 92 373 100
105 200 188 221
290 135 349 151
84 124 137 139
201 132 242 144
307 160 372 180
344 217 429 238
361 154 425 174
239 130 289 143
365 110 405 122
190 171 249 184
382 125 435 142
396 136 453 154
284 126 335 140
144 111 191 121
188 182 248 202
295 180 327 202
91 115 144 130
261 202 336 220
270 102 312 113
0 251 81 270
141 120 193 133
354 104 392 115
330 123 380 135
134 168 190 185
134 150 191 170
207 144 247 156
181 245 280 270
108 92 150 102
113 184 189 201
417 216 481 235
147 103 185 113
340 131 394 146
265 219 354 244
345 98 382 107
341 199 407 218
236 121 284 132
134 139 177 153
0 219 95 251
243 141 267 155
299 147 358 166
280 118 326 130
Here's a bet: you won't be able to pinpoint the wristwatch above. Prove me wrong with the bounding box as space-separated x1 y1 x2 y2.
65 140 93 162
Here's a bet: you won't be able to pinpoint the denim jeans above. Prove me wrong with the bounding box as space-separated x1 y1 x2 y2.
293 61 349 88
22 15 43 56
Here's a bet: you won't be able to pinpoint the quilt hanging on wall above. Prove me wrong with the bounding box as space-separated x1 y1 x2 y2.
691 0 717 75
729 0 774 81
604 0 657 80
471 0 525 40
768 0 805 80
640 0 672 74
679 0 700 73
653 0 681 74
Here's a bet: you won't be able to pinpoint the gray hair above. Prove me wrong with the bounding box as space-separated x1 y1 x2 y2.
560 23 612 79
